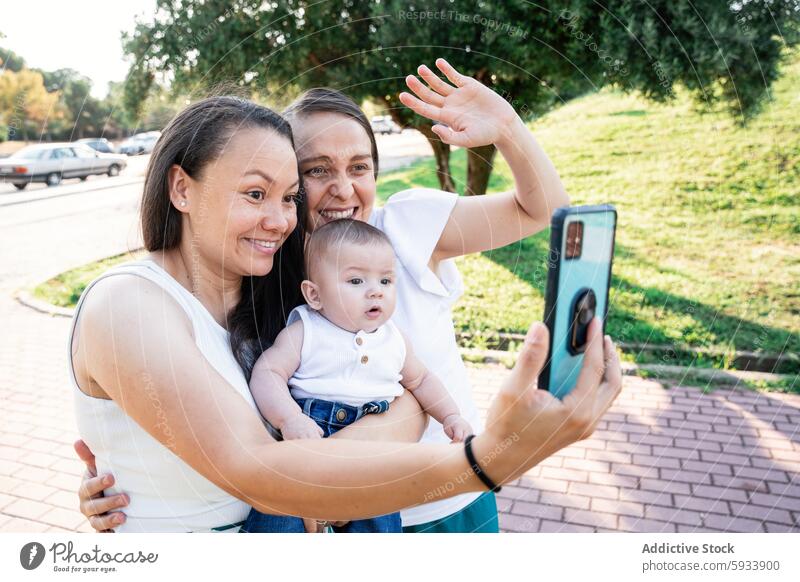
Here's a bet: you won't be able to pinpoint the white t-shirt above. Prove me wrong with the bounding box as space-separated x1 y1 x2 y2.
369 188 484 526
287 305 406 406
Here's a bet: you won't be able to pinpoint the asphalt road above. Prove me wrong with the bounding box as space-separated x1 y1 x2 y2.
0 131 432 293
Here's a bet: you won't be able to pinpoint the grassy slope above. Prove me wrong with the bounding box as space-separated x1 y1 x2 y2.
33 251 144 307
379 56 799 370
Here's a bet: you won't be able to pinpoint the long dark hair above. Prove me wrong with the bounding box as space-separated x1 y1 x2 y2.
140 95 307 379
283 87 380 178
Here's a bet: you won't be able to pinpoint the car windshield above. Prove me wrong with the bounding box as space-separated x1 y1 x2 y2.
10 146 50 160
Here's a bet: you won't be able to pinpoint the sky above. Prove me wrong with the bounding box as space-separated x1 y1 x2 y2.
1 0 157 98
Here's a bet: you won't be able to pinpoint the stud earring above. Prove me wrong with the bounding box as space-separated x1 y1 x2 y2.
179 201 187 207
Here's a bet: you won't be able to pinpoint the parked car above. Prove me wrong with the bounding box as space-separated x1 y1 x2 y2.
118 132 161 155
370 116 401 135
0 143 128 189
76 137 116 154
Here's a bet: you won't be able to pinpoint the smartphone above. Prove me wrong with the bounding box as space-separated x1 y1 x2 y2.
538 204 617 399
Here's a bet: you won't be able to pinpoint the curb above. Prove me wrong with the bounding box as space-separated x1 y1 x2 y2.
625 362 795 385
0 176 145 208
459 348 796 387
15 289 74 318
458 331 797 374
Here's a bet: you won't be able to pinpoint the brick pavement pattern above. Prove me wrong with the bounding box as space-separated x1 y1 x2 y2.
1 296 799 533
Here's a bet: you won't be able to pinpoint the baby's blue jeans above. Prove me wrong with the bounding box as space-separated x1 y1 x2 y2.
241 397 400 533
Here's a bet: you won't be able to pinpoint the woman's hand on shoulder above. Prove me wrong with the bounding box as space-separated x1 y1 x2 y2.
477 317 622 485
399 58 519 148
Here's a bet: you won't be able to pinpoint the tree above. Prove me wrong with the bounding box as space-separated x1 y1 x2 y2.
0 53 145 142
95 82 130 139
0 45 26 73
121 0 800 194
139 87 186 131
37 68 101 139
0 69 60 141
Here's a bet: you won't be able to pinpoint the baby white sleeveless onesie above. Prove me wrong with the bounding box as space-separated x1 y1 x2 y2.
287 305 406 407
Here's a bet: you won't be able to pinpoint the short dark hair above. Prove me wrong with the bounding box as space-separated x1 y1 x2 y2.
305 219 392 281
140 95 307 380
283 87 379 178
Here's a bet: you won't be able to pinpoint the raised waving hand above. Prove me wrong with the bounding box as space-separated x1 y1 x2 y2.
399 58 518 148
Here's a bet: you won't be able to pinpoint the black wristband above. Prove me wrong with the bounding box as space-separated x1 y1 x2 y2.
464 434 502 493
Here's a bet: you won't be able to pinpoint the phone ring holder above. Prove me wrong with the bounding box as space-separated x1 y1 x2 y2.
568 288 596 355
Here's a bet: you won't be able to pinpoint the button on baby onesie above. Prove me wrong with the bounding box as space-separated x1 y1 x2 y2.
286 305 406 406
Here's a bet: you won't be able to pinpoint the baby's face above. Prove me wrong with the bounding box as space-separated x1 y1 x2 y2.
311 242 396 333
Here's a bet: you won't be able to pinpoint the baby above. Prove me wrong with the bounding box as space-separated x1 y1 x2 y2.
245 218 472 533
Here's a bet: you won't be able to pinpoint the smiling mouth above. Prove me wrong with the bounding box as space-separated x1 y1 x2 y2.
319 207 357 220
245 238 280 254
246 238 278 249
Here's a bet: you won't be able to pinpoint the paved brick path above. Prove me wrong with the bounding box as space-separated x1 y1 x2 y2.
469 367 800 532
1 295 798 533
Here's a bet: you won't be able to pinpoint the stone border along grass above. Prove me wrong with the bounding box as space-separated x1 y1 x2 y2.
461 347 796 392
458 331 798 375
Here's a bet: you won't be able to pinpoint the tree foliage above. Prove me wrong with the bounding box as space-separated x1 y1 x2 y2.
0 68 60 141
35 69 103 139
0 60 150 142
0 45 26 73
121 0 800 193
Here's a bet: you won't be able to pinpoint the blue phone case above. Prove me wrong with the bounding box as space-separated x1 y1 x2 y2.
539 204 617 399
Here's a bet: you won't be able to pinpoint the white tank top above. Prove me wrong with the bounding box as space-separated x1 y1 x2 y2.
69 259 254 532
287 305 406 406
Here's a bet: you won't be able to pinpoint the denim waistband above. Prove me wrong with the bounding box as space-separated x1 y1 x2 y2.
294 397 390 436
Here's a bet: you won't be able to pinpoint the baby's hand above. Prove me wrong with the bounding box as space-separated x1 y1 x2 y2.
280 415 324 440
443 414 472 443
